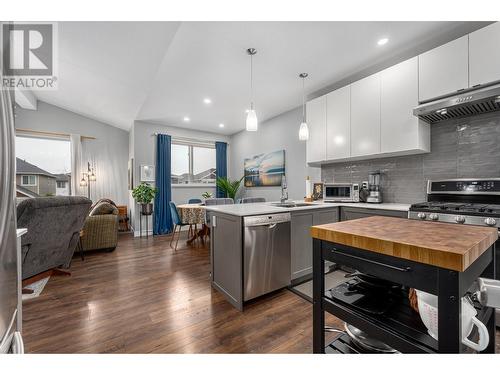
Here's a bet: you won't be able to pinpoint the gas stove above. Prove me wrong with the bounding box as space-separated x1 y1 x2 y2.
409 178 500 326
409 179 500 230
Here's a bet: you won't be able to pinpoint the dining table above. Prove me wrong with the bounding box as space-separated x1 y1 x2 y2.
176 203 209 244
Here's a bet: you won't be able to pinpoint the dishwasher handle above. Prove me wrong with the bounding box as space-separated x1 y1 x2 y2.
243 213 291 227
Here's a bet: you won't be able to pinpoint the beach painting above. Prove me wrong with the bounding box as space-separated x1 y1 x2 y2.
244 150 285 187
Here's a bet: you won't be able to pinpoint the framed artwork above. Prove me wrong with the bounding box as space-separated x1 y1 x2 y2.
128 158 134 190
140 165 155 182
244 150 285 187
312 182 324 201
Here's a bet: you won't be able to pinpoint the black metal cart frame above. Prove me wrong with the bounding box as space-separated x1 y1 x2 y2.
312 238 496 354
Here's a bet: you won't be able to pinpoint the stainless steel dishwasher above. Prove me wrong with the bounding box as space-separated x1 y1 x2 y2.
243 212 291 301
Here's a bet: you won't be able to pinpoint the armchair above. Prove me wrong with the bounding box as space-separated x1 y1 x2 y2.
81 201 119 252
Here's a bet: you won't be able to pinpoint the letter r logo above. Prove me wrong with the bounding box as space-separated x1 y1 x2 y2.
2 23 53 76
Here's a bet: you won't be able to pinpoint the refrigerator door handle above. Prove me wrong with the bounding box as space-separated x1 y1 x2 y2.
12 332 24 354
0 310 16 353
0 71 19 352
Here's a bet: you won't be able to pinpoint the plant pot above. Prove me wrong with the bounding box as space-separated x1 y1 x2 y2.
141 203 153 216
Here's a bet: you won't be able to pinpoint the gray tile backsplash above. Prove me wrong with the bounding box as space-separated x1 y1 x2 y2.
321 112 500 204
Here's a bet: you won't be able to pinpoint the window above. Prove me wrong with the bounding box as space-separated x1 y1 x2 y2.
21 175 37 186
16 135 71 196
171 141 216 185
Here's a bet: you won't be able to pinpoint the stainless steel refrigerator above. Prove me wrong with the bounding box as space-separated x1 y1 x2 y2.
0 76 24 354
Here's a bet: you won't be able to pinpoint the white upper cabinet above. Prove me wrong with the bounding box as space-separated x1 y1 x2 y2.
351 73 381 157
381 57 429 153
418 36 469 102
306 95 327 164
326 85 350 160
469 22 500 87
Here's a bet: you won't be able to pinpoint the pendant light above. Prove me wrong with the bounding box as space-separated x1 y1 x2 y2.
246 48 258 131
298 73 309 141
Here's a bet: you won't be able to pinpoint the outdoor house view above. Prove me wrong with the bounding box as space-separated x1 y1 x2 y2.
15 136 71 200
171 142 216 184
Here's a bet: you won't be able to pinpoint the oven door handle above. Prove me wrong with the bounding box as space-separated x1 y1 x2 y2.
334 250 412 273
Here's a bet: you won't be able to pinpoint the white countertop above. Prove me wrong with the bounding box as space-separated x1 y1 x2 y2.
204 201 411 217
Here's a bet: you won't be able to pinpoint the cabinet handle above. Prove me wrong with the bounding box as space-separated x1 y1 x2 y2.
331 249 412 272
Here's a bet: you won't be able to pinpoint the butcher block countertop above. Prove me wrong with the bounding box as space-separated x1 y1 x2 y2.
310 216 498 272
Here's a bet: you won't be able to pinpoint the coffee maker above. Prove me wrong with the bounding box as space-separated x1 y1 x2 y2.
366 171 383 203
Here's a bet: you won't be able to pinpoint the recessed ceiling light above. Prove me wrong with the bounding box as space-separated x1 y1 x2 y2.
203 98 212 104
183 116 190 122
377 38 389 46
219 123 225 128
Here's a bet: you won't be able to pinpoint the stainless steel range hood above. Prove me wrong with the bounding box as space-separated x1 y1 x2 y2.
413 84 500 124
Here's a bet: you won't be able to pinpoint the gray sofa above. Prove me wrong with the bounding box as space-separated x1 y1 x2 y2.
17 196 92 280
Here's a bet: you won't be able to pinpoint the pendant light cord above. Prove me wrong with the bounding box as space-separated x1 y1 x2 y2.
302 76 305 122
250 53 254 110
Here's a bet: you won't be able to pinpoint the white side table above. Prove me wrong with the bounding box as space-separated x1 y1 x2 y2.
16 228 27 333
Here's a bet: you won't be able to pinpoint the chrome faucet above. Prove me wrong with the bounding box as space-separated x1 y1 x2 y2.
280 175 288 203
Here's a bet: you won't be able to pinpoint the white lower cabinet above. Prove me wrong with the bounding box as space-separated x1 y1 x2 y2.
350 73 381 158
381 57 430 154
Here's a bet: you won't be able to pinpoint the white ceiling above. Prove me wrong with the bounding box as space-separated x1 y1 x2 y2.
34 21 490 134
34 22 181 130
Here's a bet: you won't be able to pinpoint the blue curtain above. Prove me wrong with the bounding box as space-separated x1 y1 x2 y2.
154 134 173 235
215 141 228 198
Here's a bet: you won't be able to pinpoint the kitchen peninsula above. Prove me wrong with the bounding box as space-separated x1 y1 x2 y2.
205 201 409 310
311 216 498 353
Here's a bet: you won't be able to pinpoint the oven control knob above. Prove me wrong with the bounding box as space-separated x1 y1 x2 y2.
484 217 497 226
429 213 439 221
417 212 427 220
455 215 466 224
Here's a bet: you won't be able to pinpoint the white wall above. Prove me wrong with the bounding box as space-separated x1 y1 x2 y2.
15 101 129 205
229 107 320 202
131 120 230 235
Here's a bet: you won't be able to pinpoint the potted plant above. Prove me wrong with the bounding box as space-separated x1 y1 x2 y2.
216 176 244 201
132 182 158 215
202 191 213 199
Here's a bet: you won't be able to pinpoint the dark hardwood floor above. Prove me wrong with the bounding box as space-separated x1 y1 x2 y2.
22 233 342 353
22 233 500 354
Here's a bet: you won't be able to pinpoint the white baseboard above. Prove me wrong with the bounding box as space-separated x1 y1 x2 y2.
133 225 192 237
133 230 153 237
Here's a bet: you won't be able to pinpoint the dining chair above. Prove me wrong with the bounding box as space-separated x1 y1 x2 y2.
187 198 202 239
204 198 234 206
204 198 234 241
240 197 266 203
169 201 189 251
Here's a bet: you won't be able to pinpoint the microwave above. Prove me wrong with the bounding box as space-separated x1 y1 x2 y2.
324 183 359 202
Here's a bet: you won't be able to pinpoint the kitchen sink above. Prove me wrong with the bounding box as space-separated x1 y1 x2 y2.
271 202 318 208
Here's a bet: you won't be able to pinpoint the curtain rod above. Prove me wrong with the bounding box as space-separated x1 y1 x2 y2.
16 128 96 140
151 133 227 145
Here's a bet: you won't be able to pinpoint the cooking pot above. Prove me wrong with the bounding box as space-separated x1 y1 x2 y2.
344 323 399 353
415 290 489 351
